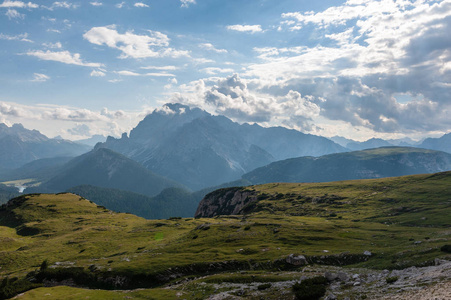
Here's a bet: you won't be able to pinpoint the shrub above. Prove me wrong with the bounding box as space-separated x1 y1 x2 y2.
0 277 41 299
386 276 398 284
40 260 48 271
440 244 451 253
257 283 271 290
292 276 328 300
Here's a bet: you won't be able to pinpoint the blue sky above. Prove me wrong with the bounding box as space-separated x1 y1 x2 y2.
0 0 450 141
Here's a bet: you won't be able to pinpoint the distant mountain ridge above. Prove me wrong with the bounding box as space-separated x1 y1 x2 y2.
0 123 90 169
98 103 346 190
27 148 184 197
419 133 451 153
242 147 451 185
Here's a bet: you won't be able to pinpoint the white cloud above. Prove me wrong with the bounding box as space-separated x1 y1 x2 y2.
90 1 102 6
0 32 32 42
141 65 178 70
47 29 61 33
114 70 175 77
83 25 189 59
0 101 146 139
115 2 125 8
90 69 106 77
201 67 234 75
172 74 320 129
5 8 23 19
166 0 451 137
42 41 62 48
134 2 148 8
180 0 195 8
67 123 91 136
25 50 103 67
0 1 38 8
227 24 263 33
31 73 50 82
199 43 228 53
48 1 78 9
192 57 215 64
115 70 140 76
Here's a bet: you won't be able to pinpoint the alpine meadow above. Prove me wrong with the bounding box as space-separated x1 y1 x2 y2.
1 0 451 299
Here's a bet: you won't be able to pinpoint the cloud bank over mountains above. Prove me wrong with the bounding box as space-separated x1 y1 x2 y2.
171 0 451 139
0 0 450 140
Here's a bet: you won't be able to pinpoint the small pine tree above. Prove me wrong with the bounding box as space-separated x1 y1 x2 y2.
40 260 48 271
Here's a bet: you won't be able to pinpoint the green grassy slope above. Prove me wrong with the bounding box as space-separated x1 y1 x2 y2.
243 147 451 184
0 172 450 298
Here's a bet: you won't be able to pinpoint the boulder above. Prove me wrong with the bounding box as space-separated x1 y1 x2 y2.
337 271 349 282
285 254 308 266
325 271 338 282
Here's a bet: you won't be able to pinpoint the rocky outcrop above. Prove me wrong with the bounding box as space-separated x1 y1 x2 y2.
195 187 258 218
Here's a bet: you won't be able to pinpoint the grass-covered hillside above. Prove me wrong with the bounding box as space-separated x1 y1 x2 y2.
0 172 450 299
243 147 451 185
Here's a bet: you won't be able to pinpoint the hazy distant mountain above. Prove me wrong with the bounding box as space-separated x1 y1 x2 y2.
387 137 419 146
75 135 107 147
98 103 346 190
346 138 393 151
0 123 90 169
28 148 184 197
419 132 451 154
0 156 73 182
67 185 198 219
329 136 356 147
330 136 418 150
243 147 451 185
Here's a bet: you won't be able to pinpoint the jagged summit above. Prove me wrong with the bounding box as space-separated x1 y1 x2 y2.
0 123 89 169
98 103 346 190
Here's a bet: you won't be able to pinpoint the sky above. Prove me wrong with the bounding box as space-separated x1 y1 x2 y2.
0 0 450 141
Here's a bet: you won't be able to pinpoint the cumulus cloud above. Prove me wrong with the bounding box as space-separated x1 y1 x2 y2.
68 123 91 136
83 25 189 59
223 0 451 136
46 1 78 10
90 69 106 77
25 50 103 67
227 24 263 33
134 2 148 8
0 1 38 8
0 101 138 139
0 32 32 42
5 8 23 19
199 43 228 53
90 1 102 6
0 102 27 117
171 74 320 130
31 73 50 82
180 0 195 8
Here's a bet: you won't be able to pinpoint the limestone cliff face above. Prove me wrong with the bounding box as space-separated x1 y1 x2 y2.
195 187 257 218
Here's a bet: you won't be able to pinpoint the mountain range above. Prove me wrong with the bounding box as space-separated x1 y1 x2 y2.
98 103 346 190
0 123 90 170
26 148 183 197
242 147 451 185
